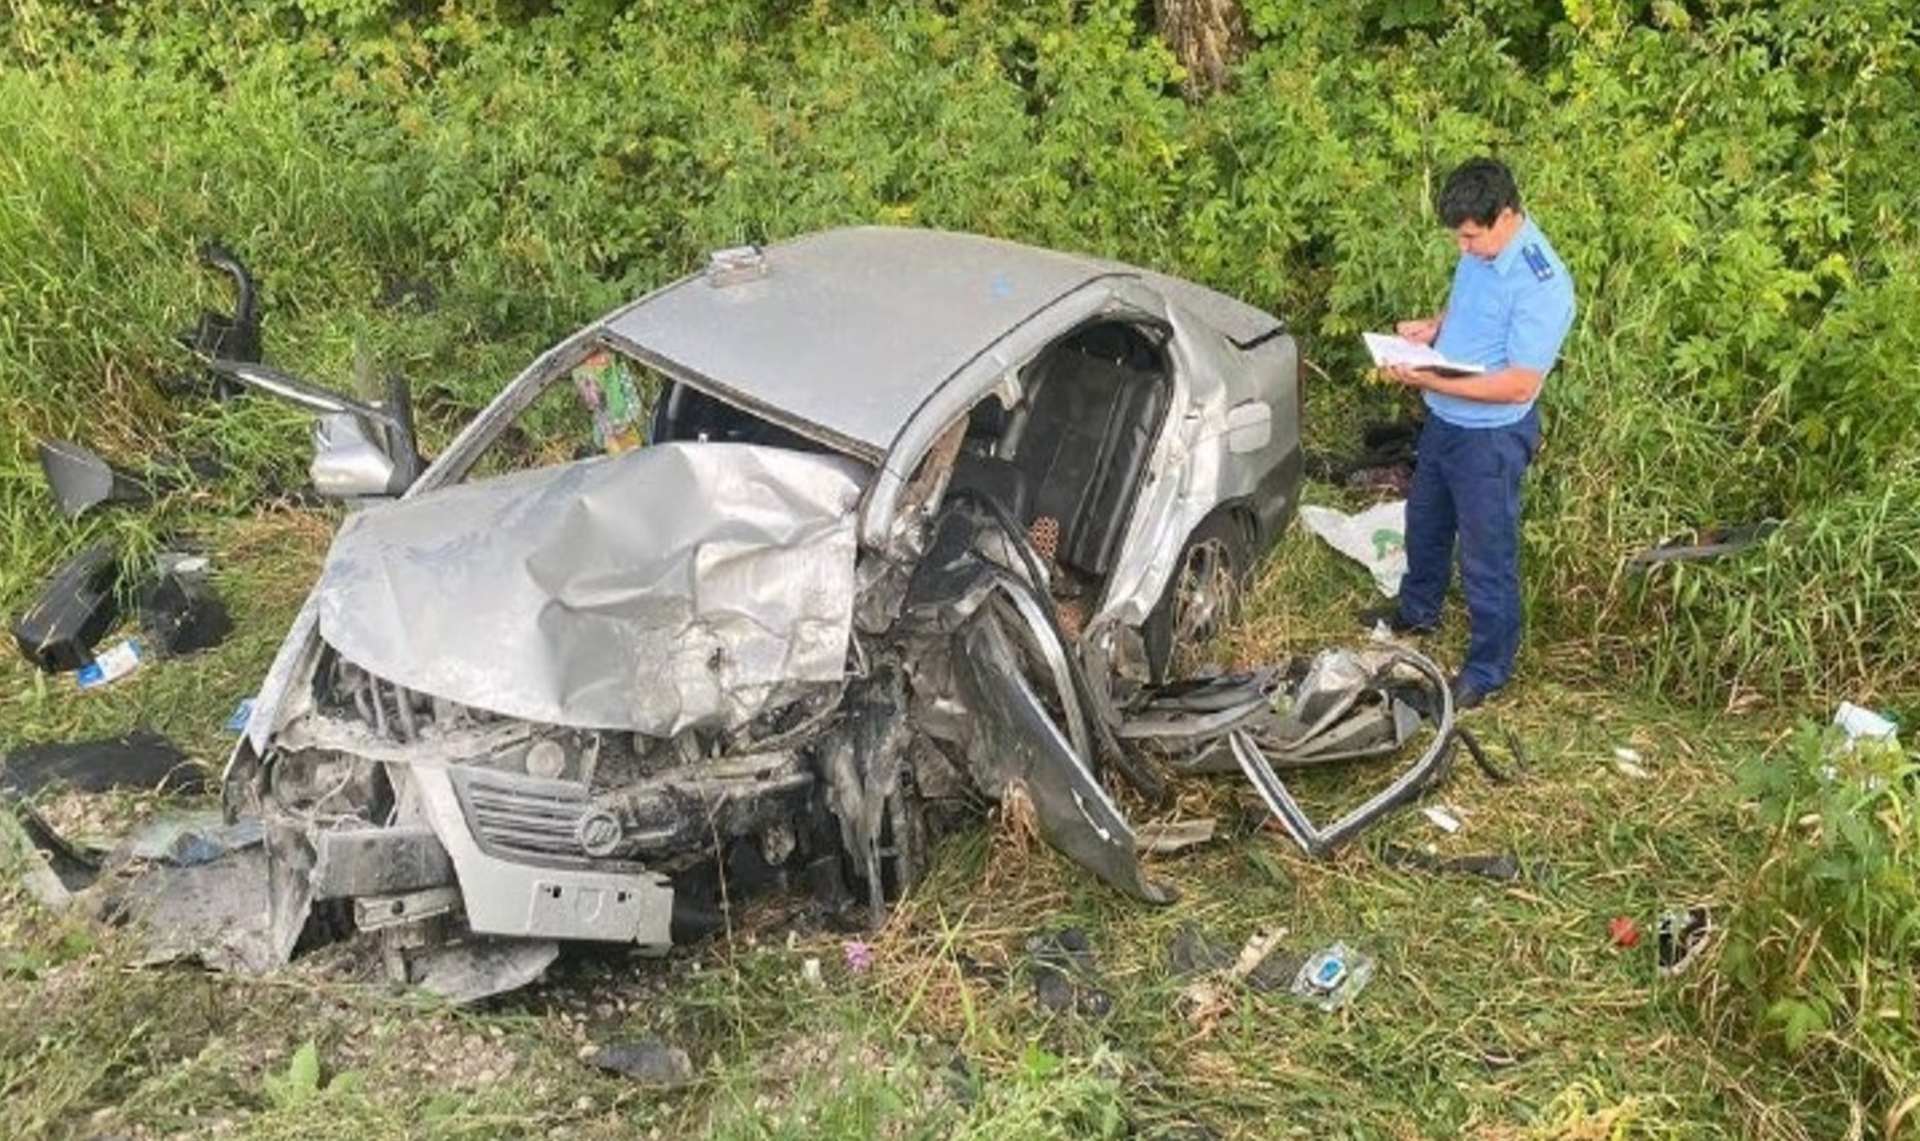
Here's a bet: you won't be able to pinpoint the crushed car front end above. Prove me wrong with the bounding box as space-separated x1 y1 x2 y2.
215 228 1308 998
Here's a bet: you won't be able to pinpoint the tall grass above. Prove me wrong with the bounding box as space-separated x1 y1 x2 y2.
0 9 1915 1132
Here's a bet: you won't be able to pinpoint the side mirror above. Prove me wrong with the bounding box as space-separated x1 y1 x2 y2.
206 360 422 499
37 440 159 519
173 242 264 400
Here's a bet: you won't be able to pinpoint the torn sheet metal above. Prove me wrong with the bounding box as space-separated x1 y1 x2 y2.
315 442 868 734
115 846 283 974
1231 648 1455 858
952 613 1173 905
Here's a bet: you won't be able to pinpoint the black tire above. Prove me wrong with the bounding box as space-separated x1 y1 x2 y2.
1144 510 1254 681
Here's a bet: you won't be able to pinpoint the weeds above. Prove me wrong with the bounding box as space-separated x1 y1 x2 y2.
1 1 1916 1137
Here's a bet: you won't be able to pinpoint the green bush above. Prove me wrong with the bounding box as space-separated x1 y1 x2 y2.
1721 723 1920 1135
2 0 1917 683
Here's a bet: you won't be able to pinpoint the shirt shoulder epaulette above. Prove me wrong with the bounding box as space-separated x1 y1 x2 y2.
1521 243 1554 282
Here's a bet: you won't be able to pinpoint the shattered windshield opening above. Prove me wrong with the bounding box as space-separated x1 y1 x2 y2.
467 345 858 483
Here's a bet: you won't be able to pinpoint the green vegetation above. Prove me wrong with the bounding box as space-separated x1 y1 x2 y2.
2 0 1916 1137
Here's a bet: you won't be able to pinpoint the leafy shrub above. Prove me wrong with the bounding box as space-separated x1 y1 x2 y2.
2 0 1917 696
1719 723 1920 1135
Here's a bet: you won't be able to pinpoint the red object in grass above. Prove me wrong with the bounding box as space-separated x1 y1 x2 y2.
1608 916 1641 948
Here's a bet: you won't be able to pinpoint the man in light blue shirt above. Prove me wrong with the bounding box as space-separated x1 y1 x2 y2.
1369 157 1576 708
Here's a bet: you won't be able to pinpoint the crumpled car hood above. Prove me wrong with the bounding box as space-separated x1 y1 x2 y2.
313 441 867 734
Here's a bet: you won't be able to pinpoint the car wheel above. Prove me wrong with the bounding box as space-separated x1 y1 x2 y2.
1145 510 1253 681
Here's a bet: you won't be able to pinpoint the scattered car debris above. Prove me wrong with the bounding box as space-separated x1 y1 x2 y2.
1177 927 1298 1025
1607 915 1641 948
1 803 77 910
1125 646 1459 857
1 730 202 798
584 1038 695 1087
1420 805 1462 833
124 809 263 867
11 539 123 673
1625 519 1780 570
1656 906 1713 977
76 636 145 690
407 939 560 1004
1377 843 1526 885
168 241 264 400
1134 817 1217 854
1027 927 1112 1018
1166 924 1239 979
99 845 282 973
1288 940 1374 1011
36 439 162 520
139 555 231 657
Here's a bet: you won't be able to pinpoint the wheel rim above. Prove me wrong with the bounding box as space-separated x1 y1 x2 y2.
1172 537 1240 650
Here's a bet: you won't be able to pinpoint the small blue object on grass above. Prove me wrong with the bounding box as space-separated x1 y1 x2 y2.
75 637 143 689
226 697 256 733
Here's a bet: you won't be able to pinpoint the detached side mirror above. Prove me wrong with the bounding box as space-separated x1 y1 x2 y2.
37 440 158 519
207 360 423 499
312 372 422 498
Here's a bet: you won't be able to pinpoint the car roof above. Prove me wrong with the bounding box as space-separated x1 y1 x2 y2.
600 227 1131 458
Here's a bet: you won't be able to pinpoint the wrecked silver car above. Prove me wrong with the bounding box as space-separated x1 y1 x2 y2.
220 227 1308 990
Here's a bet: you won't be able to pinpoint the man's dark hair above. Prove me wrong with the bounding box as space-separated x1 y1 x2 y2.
1437 158 1520 227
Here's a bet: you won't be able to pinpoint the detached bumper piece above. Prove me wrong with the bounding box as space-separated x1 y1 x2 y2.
1126 647 1456 858
10 540 123 674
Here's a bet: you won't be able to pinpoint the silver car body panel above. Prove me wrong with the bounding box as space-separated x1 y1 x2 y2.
315 442 868 734
600 227 1134 460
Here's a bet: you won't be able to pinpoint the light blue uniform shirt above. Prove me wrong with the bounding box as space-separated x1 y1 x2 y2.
1427 216 1576 428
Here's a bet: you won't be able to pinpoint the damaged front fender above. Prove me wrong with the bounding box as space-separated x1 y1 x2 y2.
951 612 1174 904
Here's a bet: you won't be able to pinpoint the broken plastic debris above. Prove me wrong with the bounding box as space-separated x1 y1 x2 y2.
1421 805 1462 833
12 539 123 673
1 730 201 797
1378 843 1525 884
586 1038 695 1086
1134 817 1217 854
1626 519 1780 569
76 637 143 689
1656 906 1713 976
1832 702 1898 749
1289 941 1374 1010
1607 916 1640 948
1027 928 1112 1017
1610 747 1651 780
139 561 232 657
125 809 264 867
1 802 73 910
226 697 256 733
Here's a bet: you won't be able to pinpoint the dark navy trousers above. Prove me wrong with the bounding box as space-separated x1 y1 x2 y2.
1398 408 1540 692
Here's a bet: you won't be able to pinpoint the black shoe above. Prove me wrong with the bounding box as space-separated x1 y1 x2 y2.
1448 675 1495 710
1357 603 1432 636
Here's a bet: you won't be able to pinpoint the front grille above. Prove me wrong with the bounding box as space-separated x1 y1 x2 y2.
451 768 591 864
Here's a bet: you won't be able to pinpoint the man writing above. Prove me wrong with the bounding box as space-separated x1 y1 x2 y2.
1368 157 1576 708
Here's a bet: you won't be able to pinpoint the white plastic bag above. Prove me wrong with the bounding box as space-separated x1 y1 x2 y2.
1299 501 1407 597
